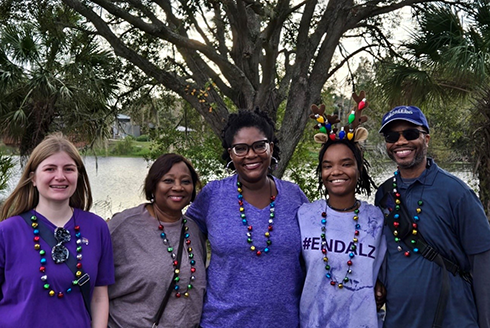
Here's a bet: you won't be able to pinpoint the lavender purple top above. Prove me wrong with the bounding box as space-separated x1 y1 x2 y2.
186 175 309 328
0 208 114 327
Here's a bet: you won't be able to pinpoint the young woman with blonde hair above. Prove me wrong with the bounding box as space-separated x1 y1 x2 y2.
0 133 114 327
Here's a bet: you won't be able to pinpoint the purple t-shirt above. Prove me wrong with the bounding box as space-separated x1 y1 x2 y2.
186 175 309 328
0 208 114 327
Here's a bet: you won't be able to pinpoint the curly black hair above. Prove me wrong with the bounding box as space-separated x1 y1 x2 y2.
221 108 280 171
316 139 376 197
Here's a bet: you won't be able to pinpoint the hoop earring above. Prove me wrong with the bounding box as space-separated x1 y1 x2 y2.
225 160 235 174
269 156 279 171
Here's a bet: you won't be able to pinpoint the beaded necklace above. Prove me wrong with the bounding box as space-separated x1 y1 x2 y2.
390 160 429 256
31 210 85 299
320 199 360 289
154 204 196 298
237 177 275 256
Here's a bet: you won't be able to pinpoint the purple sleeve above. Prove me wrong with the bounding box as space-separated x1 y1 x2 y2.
186 183 213 234
95 220 115 286
281 177 309 205
297 186 309 204
0 225 4 288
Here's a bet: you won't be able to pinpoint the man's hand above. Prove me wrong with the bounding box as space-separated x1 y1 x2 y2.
375 279 386 311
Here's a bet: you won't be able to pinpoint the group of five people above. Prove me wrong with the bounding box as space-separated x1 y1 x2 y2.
0 101 488 327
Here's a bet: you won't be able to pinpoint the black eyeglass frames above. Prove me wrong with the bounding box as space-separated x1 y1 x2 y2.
52 227 71 264
383 129 427 143
230 140 270 157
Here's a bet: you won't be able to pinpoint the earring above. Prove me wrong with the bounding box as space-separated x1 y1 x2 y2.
225 160 235 174
151 194 155 203
269 156 279 171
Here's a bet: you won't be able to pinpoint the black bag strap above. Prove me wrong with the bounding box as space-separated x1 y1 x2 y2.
19 211 92 319
379 179 471 328
152 221 186 328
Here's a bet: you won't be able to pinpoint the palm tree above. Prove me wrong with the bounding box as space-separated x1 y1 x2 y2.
0 3 119 159
373 2 490 214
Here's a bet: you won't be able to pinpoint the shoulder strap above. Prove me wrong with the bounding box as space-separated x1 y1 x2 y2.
19 212 92 319
152 221 186 328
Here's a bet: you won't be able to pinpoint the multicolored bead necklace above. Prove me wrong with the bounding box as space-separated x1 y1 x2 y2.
237 177 275 256
390 166 428 257
320 199 360 289
155 206 196 298
31 211 85 299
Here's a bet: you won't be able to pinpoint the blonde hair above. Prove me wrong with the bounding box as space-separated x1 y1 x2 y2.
1 133 93 220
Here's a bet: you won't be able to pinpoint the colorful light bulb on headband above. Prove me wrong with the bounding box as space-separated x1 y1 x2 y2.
347 128 354 140
358 98 366 110
339 127 346 140
348 110 356 124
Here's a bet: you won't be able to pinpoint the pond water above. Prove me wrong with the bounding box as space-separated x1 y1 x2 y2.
1 156 478 220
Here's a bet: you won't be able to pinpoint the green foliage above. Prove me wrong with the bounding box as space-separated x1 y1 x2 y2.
0 152 15 195
371 3 490 162
0 2 119 158
136 134 149 142
146 102 226 185
82 139 151 157
147 125 225 185
111 137 135 156
368 1 490 214
286 141 319 202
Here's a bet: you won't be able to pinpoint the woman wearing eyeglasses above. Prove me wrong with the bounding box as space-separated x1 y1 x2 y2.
0 133 114 328
186 108 309 328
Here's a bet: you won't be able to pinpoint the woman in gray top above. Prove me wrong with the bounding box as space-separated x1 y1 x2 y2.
108 153 206 328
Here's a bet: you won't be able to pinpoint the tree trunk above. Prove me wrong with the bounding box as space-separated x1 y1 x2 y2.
473 88 490 217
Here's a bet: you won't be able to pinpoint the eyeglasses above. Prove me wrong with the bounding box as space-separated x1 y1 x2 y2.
383 129 427 143
230 140 270 157
52 227 71 264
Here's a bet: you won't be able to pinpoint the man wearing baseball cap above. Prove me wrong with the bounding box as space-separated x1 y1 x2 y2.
375 106 490 327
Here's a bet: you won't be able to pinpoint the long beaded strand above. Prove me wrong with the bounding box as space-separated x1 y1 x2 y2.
320 201 361 289
391 168 426 257
31 213 85 298
237 179 275 256
157 217 196 298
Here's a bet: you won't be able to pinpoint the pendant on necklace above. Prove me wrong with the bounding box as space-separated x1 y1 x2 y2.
31 213 86 299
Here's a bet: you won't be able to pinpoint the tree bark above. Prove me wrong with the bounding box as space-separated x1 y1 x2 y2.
474 89 490 217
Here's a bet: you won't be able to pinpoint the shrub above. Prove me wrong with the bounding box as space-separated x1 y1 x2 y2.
111 137 134 155
136 135 149 142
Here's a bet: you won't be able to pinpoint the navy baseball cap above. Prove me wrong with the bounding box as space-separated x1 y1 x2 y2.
379 106 430 133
